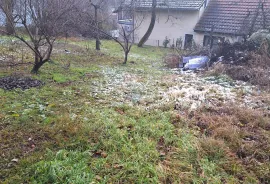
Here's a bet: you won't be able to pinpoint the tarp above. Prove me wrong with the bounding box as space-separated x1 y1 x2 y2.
181 56 209 70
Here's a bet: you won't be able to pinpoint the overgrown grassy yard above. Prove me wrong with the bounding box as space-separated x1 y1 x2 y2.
0 38 270 183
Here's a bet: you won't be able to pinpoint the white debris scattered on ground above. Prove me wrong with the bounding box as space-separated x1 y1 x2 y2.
162 73 243 111
89 66 269 111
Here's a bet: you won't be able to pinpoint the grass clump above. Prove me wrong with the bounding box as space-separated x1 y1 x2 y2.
28 149 94 184
52 73 68 83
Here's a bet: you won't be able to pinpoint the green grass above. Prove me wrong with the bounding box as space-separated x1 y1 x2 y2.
28 149 95 183
69 39 170 62
0 38 269 183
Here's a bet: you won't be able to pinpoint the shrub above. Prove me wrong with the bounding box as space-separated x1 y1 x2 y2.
163 37 170 48
163 54 180 68
209 42 270 90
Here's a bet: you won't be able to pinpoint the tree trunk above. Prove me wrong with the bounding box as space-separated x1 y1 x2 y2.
94 6 100 50
31 62 44 74
123 51 128 64
137 0 157 47
96 39 100 50
31 53 45 74
6 18 14 35
4 0 15 35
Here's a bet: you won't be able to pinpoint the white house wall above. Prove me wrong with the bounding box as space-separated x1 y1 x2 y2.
135 9 203 47
134 4 209 48
133 3 245 48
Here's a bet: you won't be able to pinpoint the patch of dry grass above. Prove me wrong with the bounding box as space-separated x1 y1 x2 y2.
189 105 270 183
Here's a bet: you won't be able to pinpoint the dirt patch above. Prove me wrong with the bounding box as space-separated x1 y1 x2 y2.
0 76 44 90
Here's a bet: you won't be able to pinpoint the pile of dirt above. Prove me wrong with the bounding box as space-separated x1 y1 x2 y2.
0 76 44 90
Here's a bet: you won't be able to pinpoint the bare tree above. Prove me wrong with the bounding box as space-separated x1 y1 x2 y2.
0 0 76 73
69 0 113 47
240 1 270 37
0 0 15 35
80 0 144 64
92 3 101 50
90 0 107 50
69 0 144 63
137 0 156 47
112 1 145 64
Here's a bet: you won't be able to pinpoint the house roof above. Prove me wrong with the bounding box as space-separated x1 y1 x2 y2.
194 0 270 35
136 0 206 10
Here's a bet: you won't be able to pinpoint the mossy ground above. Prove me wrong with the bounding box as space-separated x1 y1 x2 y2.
0 38 269 183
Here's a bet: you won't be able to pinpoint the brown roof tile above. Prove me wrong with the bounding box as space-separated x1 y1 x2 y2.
194 0 270 35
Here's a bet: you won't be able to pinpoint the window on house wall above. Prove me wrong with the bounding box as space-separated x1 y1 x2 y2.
184 34 193 49
118 11 123 20
204 0 208 8
203 35 211 46
203 35 225 47
118 10 132 21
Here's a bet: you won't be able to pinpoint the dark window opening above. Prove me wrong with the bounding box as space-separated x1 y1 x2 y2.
184 34 193 50
118 10 132 21
204 0 207 8
118 11 123 21
203 35 225 48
